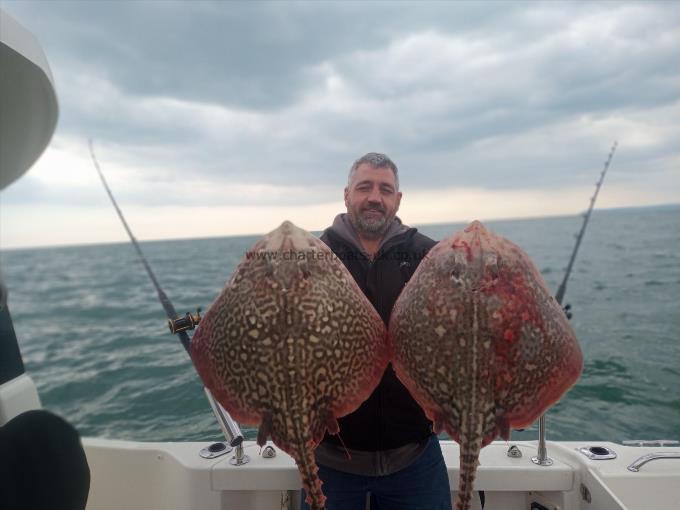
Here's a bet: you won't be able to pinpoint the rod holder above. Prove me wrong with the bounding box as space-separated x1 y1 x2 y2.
531 415 553 466
230 443 250 466
204 387 244 447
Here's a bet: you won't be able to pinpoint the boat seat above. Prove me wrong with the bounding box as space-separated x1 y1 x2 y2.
0 409 90 510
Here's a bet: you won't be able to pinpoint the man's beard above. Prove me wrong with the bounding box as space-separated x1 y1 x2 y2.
350 206 392 239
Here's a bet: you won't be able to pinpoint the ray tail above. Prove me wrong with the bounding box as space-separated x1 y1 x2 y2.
296 439 326 510
455 429 483 510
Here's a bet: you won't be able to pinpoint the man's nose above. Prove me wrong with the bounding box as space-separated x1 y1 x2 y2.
367 187 382 203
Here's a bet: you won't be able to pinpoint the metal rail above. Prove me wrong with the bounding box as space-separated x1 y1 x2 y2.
628 452 680 472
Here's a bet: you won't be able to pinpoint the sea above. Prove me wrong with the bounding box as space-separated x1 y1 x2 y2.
2 205 679 444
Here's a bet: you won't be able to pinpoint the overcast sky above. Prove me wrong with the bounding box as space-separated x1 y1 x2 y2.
1 1 679 249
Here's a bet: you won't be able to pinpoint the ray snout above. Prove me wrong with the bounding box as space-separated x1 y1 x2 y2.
450 220 491 263
264 221 317 253
464 220 485 233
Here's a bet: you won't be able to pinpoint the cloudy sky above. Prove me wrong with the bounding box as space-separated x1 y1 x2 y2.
1 1 679 249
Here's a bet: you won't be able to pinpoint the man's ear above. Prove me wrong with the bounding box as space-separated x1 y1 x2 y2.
344 187 349 207
395 191 402 211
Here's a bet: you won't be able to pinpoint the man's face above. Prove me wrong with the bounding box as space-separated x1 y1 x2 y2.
344 163 402 239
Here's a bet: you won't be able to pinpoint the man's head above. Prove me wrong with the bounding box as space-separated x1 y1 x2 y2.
344 153 402 240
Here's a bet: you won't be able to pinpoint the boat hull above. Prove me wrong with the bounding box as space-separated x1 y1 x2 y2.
82 438 680 510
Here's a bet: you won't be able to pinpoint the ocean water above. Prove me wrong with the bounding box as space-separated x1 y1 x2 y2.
2 206 679 444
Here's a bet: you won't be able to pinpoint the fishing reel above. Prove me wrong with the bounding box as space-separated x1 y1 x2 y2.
168 309 202 334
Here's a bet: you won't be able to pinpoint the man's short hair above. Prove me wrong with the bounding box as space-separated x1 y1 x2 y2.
348 153 399 190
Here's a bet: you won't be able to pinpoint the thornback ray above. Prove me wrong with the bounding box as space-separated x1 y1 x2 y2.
191 221 388 510
389 220 583 510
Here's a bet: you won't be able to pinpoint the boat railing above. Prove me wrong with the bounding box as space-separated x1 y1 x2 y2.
627 452 680 472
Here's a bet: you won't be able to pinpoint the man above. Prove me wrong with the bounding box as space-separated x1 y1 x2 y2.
303 153 451 509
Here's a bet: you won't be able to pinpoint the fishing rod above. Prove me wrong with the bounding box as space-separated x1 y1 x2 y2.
88 140 195 352
88 140 247 459
533 140 618 468
556 141 618 307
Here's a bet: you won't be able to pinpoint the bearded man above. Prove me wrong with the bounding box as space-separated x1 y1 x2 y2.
302 153 451 509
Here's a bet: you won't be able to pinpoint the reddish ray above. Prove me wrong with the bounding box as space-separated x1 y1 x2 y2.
389 221 583 510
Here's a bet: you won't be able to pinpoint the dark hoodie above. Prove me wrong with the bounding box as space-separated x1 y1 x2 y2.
316 214 437 475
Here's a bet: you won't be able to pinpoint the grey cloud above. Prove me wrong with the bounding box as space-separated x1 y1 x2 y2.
5 1 516 109
2 1 679 203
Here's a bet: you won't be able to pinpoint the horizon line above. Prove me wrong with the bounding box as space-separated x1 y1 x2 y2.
2 201 678 253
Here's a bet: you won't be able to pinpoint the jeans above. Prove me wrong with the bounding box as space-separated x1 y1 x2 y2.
301 434 451 510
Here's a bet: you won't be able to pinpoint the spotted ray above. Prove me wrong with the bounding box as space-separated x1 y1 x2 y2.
191 221 388 510
389 221 583 510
